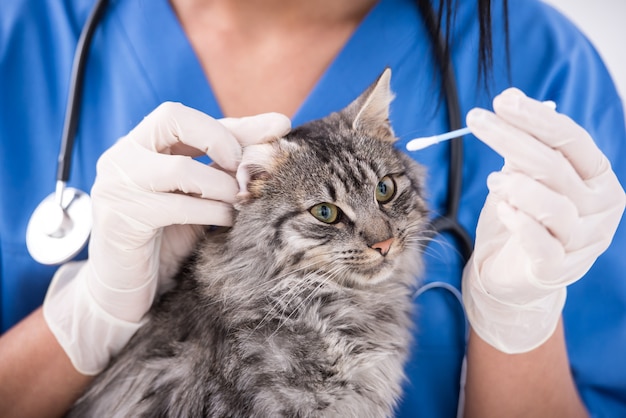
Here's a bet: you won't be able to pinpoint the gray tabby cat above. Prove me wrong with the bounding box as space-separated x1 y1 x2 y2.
68 69 429 418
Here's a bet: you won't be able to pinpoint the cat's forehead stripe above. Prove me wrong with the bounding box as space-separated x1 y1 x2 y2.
325 182 337 202
282 121 407 200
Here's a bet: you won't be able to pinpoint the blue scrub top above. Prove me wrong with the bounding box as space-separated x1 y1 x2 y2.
1 0 625 416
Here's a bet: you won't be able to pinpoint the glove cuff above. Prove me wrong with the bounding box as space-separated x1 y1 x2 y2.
462 258 567 354
43 262 144 375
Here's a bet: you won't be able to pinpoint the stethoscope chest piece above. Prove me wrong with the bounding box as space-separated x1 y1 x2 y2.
26 186 91 265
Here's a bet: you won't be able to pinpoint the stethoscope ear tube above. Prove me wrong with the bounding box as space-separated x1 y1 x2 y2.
416 0 474 264
57 0 109 182
26 0 109 265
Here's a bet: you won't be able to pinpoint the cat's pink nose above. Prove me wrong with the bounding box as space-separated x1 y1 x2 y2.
370 238 394 256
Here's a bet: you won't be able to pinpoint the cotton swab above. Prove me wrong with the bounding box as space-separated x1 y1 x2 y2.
405 100 557 152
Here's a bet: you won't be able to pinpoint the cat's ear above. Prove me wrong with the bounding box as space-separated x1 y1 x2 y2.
346 67 395 141
236 141 281 201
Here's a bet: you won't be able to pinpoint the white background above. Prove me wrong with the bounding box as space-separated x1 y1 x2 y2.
541 0 626 108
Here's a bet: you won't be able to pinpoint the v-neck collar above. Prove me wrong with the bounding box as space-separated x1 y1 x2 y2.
291 0 421 126
111 0 420 125
110 0 219 115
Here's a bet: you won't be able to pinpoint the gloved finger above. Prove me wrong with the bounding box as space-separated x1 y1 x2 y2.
129 102 242 172
219 113 291 146
495 201 609 288
169 113 292 158
493 88 609 181
145 192 234 228
577 166 626 216
89 192 233 276
92 191 233 245
487 171 578 248
494 201 567 287
139 155 238 203
466 107 588 203
487 170 624 251
99 139 240 203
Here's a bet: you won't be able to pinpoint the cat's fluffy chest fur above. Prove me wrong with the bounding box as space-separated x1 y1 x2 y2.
68 69 428 417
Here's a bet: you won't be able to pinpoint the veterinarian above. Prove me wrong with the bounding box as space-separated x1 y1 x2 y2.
1 0 625 416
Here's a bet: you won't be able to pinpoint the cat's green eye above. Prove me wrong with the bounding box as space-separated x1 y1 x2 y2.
310 203 341 224
375 176 396 204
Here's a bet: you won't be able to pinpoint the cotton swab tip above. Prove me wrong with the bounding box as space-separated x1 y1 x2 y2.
543 100 557 110
405 127 471 151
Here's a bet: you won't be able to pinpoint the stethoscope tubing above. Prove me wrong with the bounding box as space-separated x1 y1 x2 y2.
56 0 109 183
416 0 474 263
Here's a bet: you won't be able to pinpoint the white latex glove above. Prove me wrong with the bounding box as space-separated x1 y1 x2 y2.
462 88 625 354
43 102 291 374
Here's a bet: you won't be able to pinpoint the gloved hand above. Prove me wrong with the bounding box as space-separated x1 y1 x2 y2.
462 88 625 354
43 102 291 374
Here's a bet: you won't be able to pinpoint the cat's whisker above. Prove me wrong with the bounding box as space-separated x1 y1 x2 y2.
421 236 466 263
249 274 321 342
270 261 339 314
195 260 321 310
268 265 346 339
243 258 333 340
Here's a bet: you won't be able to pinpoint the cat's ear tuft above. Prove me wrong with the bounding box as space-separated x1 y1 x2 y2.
348 67 395 141
236 142 280 201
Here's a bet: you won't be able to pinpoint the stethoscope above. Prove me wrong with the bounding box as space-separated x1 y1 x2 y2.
25 0 474 267
26 0 109 265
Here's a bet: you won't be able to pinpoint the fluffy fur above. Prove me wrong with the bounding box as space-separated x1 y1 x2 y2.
68 69 429 418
